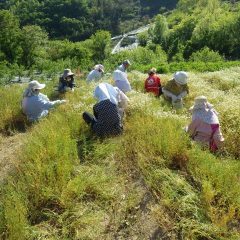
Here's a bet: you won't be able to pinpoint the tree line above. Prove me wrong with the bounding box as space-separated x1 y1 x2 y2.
0 0 177 41
0 0 240 84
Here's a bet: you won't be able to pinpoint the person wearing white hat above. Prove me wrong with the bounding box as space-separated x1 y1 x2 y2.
82 82 129 138
113 68 131 93
86 64 104 83
22 80 66 122
186 96 224 152
58 69 75 93
162 71 189 108
118 59 131 73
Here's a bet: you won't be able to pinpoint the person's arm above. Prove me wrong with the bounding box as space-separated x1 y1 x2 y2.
162 88 177 101
38 98 66 110
187 119 199 139
177 91 188 99
69 77 75 88
118 89 129 109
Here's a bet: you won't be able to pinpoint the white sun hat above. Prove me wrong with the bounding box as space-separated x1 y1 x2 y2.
174 71 188 85
28 80 46 90
94 64 104 73
189 96 209 111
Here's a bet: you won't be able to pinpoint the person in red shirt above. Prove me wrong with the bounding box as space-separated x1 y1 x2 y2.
144 68 162 97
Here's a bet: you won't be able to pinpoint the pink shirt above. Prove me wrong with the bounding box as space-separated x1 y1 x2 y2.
187 119 224 148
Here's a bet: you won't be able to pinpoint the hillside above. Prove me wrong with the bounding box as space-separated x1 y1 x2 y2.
0 0 178 41
0 68 240 239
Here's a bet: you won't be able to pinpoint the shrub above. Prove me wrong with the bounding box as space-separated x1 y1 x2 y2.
190 47 223 62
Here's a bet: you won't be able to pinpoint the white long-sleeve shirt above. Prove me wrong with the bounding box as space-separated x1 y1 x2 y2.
113 69 131 93
87 69 103 82
22 93 62 121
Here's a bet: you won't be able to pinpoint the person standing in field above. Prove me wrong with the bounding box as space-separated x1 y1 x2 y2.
82 82 129 138
186 96 224 152
162 71 189 108
86 64 104 83
22 80 66 122
144 68 162 97
113 60 132 93
58 69 75 93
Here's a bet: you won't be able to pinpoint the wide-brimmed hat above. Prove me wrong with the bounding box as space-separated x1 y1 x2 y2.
174 71 188 85
62 69 74 78
28 80 45 90
123 59 131 66
149 68 156 74
94 64 104 73
189 96 208 111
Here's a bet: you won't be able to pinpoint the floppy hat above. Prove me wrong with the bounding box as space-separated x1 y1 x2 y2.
28 80 45 90
189 95 208 111
123 59 131 65
94 64 104 73
174 71 188 85
62 69 74 78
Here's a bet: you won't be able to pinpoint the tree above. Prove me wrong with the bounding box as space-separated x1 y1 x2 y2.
20 25 48 67
0 10 22 63
150 14 169 48
90 30 111 62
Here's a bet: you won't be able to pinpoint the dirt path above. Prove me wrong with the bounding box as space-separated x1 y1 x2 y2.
0 133 25 183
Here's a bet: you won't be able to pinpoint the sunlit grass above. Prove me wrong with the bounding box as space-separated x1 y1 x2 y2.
0 67 240 239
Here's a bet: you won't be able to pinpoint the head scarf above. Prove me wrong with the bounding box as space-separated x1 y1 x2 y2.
192 104 219 124
94 83 120 105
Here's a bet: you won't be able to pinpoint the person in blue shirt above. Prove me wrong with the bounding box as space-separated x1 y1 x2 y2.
22 80 66 122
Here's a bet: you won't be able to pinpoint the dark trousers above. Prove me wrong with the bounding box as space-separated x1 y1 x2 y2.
83 112 97 126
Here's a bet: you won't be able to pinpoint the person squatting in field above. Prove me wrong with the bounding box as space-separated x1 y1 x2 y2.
144 68 162 97
113 60 131 93
22 80 66 122
82 82 129 138
58 69 75 93
162 71 189 109
186 96 224 152
86 64 104 83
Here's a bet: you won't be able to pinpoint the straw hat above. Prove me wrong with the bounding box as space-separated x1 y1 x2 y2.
62 69 74 78
174 71 188 85
28 80 45 90
149 68 157 75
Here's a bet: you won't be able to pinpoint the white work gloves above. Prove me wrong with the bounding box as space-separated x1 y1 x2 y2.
52 99 67 105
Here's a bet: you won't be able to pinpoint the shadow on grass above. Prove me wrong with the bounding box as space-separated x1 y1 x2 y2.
77 132 97 163
0 112 32 136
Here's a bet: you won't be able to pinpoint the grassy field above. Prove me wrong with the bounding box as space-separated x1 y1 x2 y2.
0 67 240 239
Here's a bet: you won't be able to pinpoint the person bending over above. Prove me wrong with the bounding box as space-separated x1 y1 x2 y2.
83 82 129 138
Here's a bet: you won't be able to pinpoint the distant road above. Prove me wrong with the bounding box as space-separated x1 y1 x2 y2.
111 24 152 54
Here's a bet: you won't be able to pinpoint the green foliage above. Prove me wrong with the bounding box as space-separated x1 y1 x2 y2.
90 30 111 63
190 47 223 62
20 25 48 68
137 31 149 47
149 14 169 48
105 46 168 73
0 10 22 63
